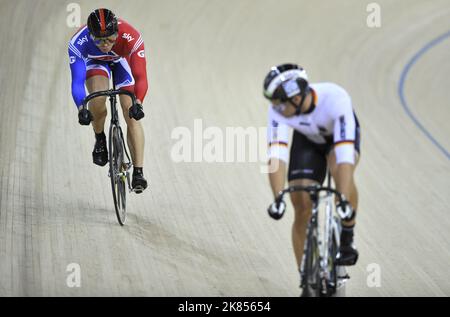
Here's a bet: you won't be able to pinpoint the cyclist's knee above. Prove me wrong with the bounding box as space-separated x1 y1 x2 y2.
119 101 133 121
119 94 133 109
89 98 107 118
290 193 311 220
290 191 311 210
123 111 137 124
89 96 107 108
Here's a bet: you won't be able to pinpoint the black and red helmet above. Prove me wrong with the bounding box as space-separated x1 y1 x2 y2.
87 8 118 38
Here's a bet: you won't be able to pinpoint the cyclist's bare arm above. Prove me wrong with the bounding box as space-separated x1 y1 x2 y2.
334 161 357 226
267 112 289 198
334 162 355 201
268 158 286 198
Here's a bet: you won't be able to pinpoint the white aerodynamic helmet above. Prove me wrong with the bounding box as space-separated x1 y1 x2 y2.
263 63 309 101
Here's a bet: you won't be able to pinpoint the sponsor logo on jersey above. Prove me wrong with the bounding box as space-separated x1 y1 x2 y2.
339 115 346 139
69 56 76 64
77 35 88 46
291 169 314 175
122 33 135 42
137 50 145 58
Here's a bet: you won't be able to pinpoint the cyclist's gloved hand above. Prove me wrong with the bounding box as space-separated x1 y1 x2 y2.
129 102 145 120
337 199 355 221
268 199 286 220
78 107 93 126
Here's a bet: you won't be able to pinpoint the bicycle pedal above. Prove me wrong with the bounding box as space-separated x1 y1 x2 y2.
132 186 144 194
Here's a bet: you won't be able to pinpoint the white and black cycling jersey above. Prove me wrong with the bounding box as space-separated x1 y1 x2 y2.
267 82 358 165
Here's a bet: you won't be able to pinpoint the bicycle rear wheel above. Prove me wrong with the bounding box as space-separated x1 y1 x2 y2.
109 124 127 225
300 224 321 297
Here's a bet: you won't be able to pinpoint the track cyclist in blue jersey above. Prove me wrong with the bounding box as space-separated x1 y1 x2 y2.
68 8 149 193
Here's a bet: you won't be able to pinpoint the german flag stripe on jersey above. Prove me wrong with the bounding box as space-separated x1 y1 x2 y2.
334 140 355 147
312 88 318 105
269 141 288 147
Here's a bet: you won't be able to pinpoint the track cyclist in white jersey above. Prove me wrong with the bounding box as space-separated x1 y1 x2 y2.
264 63 360 275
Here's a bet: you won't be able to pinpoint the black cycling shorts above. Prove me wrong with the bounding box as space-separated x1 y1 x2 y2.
288 115 361 184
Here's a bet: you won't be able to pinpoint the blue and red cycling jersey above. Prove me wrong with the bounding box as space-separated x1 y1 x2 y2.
68 19 148 108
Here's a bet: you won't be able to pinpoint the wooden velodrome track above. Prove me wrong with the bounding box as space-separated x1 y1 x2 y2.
1 0 449 296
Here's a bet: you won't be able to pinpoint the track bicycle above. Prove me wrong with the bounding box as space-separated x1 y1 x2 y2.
81 64 137 226
274 172 351 297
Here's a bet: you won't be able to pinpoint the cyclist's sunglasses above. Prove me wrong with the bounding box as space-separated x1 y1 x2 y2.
90 33 118 45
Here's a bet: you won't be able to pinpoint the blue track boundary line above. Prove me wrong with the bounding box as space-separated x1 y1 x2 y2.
398 30 450 160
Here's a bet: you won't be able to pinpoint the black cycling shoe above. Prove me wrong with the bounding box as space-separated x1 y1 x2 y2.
132 171 148 194
336 244 359 266
92 138 108 166
336 226 359 266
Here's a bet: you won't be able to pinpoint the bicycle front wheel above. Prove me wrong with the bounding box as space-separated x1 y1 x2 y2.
109 124 127 225
301 224 321 297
